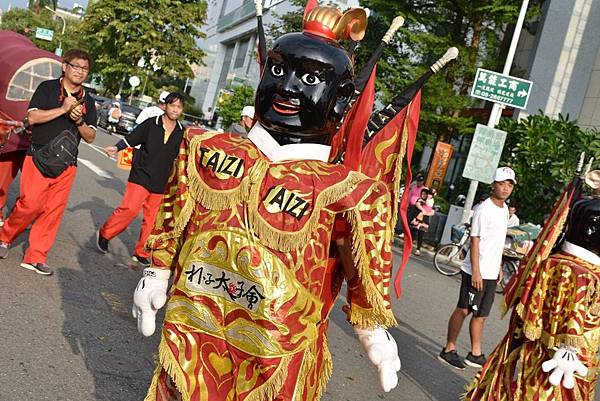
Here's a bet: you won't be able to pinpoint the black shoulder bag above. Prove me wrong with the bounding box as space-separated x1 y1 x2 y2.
32 129 80 178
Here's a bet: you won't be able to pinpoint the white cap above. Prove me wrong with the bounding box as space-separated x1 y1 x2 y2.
159 91 170 103
493 167 516 184
241 105 255 119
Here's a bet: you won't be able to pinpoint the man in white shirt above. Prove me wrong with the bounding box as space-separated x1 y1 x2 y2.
135 91 169 125
507 205 520 227
228 105 254 137
439 167 516 370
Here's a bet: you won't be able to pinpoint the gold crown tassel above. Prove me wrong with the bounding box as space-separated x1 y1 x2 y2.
304 6 368 42
333 8 368 41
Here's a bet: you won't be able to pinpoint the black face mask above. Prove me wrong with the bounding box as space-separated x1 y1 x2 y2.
565 198 600 257
255 32 355 145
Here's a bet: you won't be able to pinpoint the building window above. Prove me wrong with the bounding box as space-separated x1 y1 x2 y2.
219 0 229 18
234 38 250 69
216 43 236 94
7 58 62 101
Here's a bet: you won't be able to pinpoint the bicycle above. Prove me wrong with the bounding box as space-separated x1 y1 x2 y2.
433 223 470 276
496 254 519 294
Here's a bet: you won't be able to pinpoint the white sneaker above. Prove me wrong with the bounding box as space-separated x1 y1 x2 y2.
0 241 9 259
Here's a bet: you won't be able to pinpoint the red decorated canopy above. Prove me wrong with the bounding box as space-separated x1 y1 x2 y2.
0 30 62 153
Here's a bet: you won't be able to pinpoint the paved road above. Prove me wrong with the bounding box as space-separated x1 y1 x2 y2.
0 129 596 401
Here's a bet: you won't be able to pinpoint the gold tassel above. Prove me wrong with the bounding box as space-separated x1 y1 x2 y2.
522 322 542 342
314 343 333 401
244 355 293 401
247 172 366 252
347 303 397 328
295 352 317 401
143 364 163 401
157 334 192 401
346 206 397 327
147 194 195 249
388 105 411 235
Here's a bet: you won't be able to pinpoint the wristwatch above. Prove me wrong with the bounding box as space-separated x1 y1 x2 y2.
75 119 85 127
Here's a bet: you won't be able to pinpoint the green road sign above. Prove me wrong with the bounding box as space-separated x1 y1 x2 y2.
470 68 532 109
462 124 507 184
35 27 54 41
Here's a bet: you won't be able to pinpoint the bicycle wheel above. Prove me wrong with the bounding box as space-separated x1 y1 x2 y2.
496 259 517 294
433 244 464 276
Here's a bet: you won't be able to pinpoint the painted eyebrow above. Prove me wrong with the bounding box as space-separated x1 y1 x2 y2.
268 50 284 64
301 59 331 71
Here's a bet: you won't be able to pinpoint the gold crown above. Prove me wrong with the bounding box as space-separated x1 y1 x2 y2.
304 6 367 42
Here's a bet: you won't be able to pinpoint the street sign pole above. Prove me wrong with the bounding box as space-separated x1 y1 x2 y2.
461 0 529 223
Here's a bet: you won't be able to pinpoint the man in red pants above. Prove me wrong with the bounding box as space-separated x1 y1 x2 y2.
0 49 97 275
97 92 184 267
0 151 26 227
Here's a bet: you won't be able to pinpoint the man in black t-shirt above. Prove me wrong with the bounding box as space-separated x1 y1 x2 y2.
96 93 184 267
0 49 96 275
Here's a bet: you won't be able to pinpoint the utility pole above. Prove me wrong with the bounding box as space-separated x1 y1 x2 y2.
460 0 530 223
45 6 65 56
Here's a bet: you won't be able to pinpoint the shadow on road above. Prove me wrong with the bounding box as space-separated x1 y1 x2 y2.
56 217 159 400
327 294 468 401
68 195 140 261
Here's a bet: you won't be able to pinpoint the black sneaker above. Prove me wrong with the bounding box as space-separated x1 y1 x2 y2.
132 255 150 268
438 348 466 370
0 241 9 259
21 262 53 276
96 230 109 254
464 352 486 368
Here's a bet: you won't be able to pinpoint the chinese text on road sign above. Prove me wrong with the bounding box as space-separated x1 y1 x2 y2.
470 68 532 109
462 124 507 184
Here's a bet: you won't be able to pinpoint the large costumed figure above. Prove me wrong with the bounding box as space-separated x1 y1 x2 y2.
130 2 457 400
464 163 600 401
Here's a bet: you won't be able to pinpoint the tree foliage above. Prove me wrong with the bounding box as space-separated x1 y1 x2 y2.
28 0 57 13
360 0 543 146
216 85 256 130
1 8 85 52
498 113 600 223
82 0 207 95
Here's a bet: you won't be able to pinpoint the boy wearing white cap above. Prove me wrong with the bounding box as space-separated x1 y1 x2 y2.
228 105 255 137
135 91 170 125
439 166 516 370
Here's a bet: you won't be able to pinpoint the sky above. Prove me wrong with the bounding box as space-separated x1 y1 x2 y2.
0 0 87 12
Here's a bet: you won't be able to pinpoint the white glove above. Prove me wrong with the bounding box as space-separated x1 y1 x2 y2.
132 268 171 336
354 326 401 392
541 346 588 389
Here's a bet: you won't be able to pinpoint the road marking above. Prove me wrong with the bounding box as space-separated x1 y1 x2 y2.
83 142 117 161
78 157 113 179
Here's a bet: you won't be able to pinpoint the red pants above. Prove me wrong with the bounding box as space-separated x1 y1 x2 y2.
0 151 26 220
100 182 162 258
0 155 76 264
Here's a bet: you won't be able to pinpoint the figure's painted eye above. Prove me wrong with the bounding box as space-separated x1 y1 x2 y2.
270 64 284 77
300 73 321 86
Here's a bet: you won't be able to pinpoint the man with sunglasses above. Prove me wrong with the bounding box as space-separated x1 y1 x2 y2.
0 49 97 276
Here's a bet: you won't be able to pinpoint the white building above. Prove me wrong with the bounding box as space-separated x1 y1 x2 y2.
514 0 600 130
190 0 360 119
